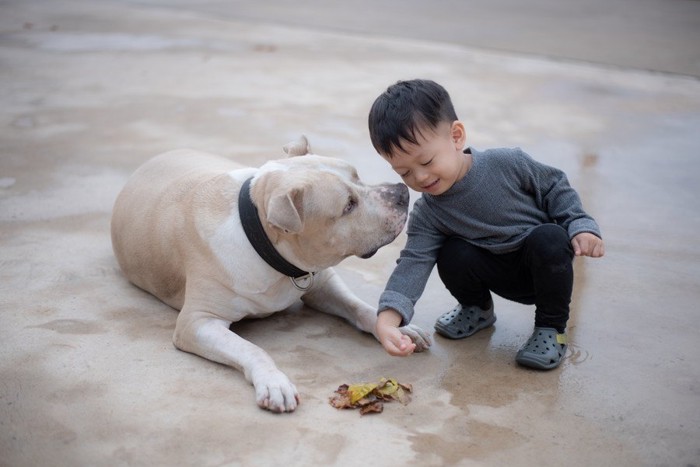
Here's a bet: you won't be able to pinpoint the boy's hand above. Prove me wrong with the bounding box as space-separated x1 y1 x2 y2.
376 309 416 357
571 232 605 258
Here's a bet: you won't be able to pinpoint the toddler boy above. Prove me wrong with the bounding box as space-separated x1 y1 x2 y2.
369 79 604 370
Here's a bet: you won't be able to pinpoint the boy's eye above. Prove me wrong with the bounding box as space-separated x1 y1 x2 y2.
421 158 433 166
399 170 410 178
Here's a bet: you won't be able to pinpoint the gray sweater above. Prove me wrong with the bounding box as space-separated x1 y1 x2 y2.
379 147 601 325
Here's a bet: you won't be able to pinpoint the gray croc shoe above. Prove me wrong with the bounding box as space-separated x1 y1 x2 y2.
515 327 568 370
434 302 496 339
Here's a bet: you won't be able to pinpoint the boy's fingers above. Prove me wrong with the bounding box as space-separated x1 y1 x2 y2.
581 241 591 256
573 236 605 258
572 238 582 256
400 336 416 352
386 337 415 356
594 241 605 257
395 348 414 357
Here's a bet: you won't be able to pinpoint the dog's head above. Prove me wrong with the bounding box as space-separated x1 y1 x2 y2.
250 136 408 271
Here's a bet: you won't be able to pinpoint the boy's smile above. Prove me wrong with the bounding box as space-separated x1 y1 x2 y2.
381 121 471 196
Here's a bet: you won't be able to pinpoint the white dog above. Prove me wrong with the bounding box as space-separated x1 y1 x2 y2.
111 137 431 412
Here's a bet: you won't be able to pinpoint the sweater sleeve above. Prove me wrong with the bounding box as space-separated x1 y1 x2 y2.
516 149 602 239
378 199 447 326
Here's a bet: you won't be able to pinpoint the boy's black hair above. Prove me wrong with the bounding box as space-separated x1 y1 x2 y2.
368 79 458 157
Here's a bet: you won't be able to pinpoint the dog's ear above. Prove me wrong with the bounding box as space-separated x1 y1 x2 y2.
267 188 304 234
283 135 312 157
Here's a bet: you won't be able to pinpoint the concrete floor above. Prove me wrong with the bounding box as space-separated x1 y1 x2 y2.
1 1 699 466
153 0 700 77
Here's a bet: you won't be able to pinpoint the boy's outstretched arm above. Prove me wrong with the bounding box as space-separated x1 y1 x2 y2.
572 232 605 258
376 309 416 357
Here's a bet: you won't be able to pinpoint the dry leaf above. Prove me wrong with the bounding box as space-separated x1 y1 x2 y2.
359 401 383 415
329 377 412 415
348 382 378 404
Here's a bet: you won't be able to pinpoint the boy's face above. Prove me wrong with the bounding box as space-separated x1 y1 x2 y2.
381 121 468 196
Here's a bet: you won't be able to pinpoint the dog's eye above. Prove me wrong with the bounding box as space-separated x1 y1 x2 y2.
343 197 357 215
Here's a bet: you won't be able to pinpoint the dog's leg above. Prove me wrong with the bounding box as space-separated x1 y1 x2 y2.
173 308 299 413
302 269 377 334
302 269 432 351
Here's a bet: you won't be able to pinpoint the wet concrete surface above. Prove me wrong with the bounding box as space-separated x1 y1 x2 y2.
146 0 700 77
1 1 699 466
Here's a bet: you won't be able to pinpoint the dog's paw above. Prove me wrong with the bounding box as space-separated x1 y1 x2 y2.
399 324 433 352
252 369 300 413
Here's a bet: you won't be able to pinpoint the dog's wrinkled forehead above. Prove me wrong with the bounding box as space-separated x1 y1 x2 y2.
261 155 359 182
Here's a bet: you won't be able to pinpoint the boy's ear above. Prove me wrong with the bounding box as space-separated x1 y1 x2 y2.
451 121 467 147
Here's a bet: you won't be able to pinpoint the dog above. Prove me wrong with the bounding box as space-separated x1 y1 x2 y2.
110 136 431 413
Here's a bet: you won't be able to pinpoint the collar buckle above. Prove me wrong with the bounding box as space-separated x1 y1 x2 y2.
290 272 315 291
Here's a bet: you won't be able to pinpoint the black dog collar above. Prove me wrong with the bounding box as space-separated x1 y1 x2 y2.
238 177 314 289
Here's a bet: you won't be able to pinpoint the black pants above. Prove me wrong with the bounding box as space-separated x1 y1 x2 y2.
436 224 574 333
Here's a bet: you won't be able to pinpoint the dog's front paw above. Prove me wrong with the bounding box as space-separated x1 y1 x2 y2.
399 324 432 352
251 368 300 413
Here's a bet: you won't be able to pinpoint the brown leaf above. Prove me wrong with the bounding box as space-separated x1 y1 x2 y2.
329 378 412 415
359 401 384 415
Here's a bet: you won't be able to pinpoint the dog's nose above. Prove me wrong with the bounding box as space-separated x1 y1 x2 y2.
378 182 409 207
393 183 409 207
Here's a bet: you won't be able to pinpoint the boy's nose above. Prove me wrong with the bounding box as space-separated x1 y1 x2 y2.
414 168 430 182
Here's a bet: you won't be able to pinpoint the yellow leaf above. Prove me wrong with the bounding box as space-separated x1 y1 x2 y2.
347 382 378 404
376 378 399 397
